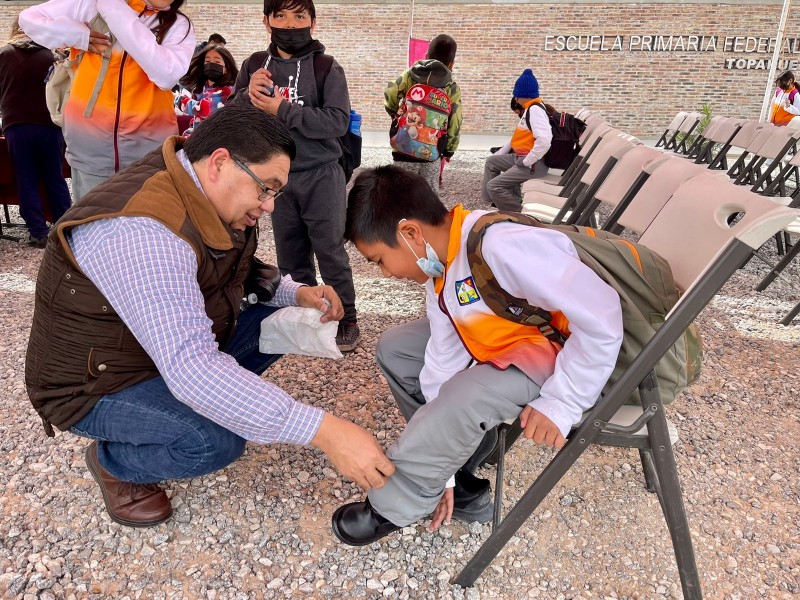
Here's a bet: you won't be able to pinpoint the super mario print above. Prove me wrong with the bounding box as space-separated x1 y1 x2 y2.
390 83 452 161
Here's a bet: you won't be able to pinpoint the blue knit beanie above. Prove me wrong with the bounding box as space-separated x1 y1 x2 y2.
513 69 539 99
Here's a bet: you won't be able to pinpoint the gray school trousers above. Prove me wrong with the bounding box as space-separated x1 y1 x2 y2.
482 154 549 212
270 161 357 323
368 318 541 526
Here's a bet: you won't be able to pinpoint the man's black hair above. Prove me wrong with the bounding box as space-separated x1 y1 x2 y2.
345 165 448 247
184 104 296 164
263 0 316 20
208 33 226 44
427 34 457 66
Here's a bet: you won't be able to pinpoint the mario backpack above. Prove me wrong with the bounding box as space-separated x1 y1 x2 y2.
390 83 452 162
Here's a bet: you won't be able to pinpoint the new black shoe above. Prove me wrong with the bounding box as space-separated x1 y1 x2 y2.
332 498 401 546
452 468 494 524
335 321 361 352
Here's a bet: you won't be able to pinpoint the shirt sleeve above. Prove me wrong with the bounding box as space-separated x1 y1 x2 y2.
18 0 96 51
69 216 325 445
523 105 553 166
481 224 624 436
788 91 800 115
96 0 195 90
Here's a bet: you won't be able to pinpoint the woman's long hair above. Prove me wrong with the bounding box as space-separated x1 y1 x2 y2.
179 44 239 93
153 0 191 44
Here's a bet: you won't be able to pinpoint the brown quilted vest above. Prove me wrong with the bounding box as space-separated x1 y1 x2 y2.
26 137 257 435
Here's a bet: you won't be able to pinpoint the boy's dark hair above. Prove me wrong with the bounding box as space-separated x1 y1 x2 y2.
184 104 296 164
345 166 448 247
180 44 239 93
208 33 226 45
427 34 457 66
263 0 316 20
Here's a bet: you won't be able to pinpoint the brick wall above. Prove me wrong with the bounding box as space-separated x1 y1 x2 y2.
3 1 799 137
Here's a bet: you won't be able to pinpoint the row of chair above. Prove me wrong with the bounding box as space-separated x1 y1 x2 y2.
451 109 798 597
520 112 800 325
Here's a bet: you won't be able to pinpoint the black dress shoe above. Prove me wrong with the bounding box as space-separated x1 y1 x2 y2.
332 498 401 546
452 469 493 523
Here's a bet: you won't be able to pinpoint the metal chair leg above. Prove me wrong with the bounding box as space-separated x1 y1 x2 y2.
638 448 658 493
492 425 509 529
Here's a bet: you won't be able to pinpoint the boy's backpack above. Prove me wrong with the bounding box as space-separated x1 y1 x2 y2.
44 14 114 128
466 211 703 407
312 54 362 183
525 104 586 169
389 81 452 162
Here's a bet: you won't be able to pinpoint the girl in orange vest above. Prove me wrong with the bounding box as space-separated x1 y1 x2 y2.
769 70 800 127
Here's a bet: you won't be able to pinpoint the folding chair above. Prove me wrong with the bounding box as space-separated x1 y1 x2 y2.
655 111 688 148
743 129 800 194
603 156 727 235
677 115 724 160
709 120 765 171
663 112 701 152
521 136 636 224
761 147 800 198
693 117 743 168
452 175 797 600
726 123 777 182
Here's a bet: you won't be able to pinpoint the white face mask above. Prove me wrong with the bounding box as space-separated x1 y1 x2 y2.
398 221 445 279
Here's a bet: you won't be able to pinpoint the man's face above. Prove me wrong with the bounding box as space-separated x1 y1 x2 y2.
212 152 290 231
355 236 428 284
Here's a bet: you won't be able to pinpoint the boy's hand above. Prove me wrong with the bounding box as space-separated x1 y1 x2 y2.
519 406 566 449
296 285 343 323
248 68 283 114
311 414 395 491
427 488 454 532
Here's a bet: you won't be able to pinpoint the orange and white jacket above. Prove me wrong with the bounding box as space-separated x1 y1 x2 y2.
420 206 623 436
769 87 800 126
20 0 194 176
497 98 553 168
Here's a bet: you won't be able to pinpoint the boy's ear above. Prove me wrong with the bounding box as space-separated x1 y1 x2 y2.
448 60 454 70
399 219 424 243
262 15 271 33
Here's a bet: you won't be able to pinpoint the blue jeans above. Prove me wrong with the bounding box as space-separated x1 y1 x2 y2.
70 304 282 483
4 123 72 238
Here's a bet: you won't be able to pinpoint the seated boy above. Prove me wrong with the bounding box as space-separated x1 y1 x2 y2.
482 69 552 211
331 166 623 545
385 34 462 195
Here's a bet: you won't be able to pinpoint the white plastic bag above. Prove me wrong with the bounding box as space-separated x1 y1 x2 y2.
259 307 343 359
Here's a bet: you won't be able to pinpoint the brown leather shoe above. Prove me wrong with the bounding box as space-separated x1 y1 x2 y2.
85 441 173 527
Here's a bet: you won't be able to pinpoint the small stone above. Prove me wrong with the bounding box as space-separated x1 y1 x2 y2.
766 544 781 554
267 577 284 590
366 578 383 590
382 569 399 582
770 473 783 481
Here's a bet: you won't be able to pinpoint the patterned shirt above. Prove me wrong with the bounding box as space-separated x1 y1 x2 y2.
68 150 325 445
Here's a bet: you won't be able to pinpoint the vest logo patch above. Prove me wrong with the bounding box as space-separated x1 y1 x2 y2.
456 276 481 305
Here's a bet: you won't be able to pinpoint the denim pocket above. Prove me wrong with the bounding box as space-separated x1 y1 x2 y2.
68 426 109 442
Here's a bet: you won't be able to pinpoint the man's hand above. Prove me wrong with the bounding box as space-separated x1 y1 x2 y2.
87 28 111 55
248 68 284 115
296 285 343 323
427 487 454 532
310 414 395 491
519 406 566 449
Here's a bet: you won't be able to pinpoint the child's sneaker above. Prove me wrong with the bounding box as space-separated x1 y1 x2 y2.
452 469 494 524
336 321 361 352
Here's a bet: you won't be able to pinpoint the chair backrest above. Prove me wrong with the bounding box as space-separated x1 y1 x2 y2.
751 127 800 160
575 108 591 120
616 157 723 234
638 174 798 293
593 145 665 208
578 136 637 185
697 116 725 141
729 120 767 150
675 112 702 133
579 118 611 148
706 117 743 143
663 111 688 133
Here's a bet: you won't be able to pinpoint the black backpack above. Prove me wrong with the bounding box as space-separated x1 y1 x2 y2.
525 104 586 169
313 54 362 182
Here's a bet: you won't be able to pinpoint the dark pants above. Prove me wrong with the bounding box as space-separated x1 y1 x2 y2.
4 123 72 238
271 161 357 322
69 304 282 483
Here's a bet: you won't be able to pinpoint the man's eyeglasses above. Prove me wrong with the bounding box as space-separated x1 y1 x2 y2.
232 157 283 202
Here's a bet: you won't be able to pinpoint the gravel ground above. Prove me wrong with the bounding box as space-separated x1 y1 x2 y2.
0 148 798 600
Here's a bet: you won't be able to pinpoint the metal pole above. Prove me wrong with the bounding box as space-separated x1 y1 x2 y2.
760 0 793 122
407 0 415 65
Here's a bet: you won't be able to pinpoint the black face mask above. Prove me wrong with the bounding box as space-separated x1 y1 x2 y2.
203 62 225 83
270 26 312 55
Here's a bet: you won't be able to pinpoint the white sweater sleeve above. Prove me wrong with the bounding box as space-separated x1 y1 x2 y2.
523 105 553 167
96 0 195 90
18 0 96 51
482 224 624 437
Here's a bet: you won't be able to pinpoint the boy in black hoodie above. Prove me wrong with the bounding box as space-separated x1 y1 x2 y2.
385 34 462 195
232 0 360 351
